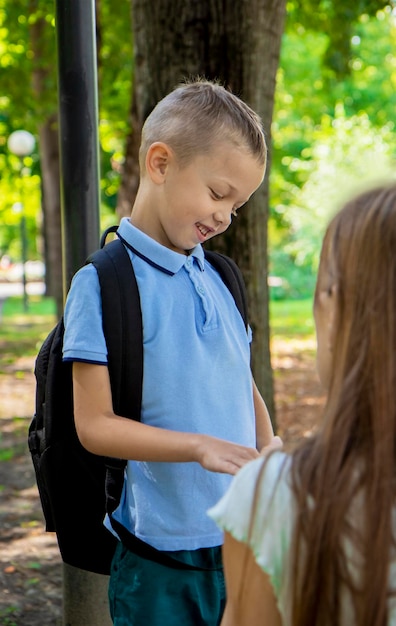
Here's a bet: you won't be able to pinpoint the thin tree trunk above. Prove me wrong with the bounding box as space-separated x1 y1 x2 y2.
29 4 63 316
116 88 142 219
120 0 286 422
38 115 63 316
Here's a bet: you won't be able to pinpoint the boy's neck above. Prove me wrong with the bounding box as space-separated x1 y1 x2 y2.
129 189 191 256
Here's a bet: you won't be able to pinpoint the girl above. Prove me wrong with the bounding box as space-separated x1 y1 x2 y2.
209 184 396 625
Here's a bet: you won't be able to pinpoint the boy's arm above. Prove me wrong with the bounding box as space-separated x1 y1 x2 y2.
252 377 275 450
73 362 259 475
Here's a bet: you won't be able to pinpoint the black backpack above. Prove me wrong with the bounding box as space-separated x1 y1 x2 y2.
28 232 248 575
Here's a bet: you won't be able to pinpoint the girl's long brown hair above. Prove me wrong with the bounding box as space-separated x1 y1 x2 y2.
262 185 396 625
289 184 396 625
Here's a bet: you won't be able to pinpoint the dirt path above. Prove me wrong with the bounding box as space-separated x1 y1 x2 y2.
0 355 62 626
0 338 324 625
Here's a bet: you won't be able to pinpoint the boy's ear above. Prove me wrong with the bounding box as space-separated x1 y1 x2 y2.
145 142 173 183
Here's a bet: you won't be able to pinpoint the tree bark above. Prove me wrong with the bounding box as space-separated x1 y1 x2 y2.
115 88 142 220
120 0 286 422
29 4 63 316
38 116 63 316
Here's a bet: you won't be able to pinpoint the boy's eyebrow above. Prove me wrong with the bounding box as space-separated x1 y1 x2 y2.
226 184 251 203
212 180 236 193
222 185 250 205
211 178 254 203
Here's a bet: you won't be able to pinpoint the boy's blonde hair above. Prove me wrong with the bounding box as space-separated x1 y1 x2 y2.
139 79 267 172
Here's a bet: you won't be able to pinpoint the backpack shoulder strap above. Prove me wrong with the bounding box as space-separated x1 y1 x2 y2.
204 250 248 328
88 237 143 420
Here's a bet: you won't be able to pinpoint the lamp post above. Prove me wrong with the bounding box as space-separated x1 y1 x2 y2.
7 130 36 312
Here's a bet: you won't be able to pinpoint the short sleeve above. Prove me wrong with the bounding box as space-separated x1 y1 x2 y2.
63 264 108 364
208 452 294 614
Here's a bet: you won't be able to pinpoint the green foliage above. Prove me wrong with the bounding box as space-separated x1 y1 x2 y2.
0 0 57 121
270 4 396 298
274 108 395 274
98 0 133 211
348 10 396 125
0 161 42 260
0 0 133 261
0 1 56 261
287 0 393 77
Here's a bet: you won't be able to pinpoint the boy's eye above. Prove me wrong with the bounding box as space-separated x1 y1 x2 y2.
210 189 223 201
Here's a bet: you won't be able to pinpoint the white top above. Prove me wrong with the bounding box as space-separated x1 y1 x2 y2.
208 451 396 624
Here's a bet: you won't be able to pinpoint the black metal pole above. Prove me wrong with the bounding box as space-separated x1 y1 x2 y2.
56 0 100 302
18 158 29 313
20 213 28 312
55 2 110 624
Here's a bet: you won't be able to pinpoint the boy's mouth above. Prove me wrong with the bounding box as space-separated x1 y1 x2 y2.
196 223 213 239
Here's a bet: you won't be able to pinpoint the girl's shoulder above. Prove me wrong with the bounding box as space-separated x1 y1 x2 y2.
208 451 293 541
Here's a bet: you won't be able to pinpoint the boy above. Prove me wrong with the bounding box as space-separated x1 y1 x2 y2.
63 79 274 625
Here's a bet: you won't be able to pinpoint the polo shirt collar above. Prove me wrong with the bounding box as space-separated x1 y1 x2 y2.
117 218 205 275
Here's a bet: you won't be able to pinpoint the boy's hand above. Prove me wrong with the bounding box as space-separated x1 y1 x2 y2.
195 435 259 475
259 435 283 456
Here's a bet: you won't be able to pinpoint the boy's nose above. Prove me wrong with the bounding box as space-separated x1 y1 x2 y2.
213 208 231 227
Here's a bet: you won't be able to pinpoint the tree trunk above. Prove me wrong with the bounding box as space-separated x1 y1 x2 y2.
38 115 63 316
116 88 142 220
120 0 286 423
29 5 63 316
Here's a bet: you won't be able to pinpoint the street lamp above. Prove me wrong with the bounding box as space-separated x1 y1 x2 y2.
7 130 36 312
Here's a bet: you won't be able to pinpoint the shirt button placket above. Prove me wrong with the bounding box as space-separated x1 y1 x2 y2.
185 257 212 328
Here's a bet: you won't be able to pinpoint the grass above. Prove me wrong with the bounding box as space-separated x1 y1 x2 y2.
0 296 56 462
270 297 314 337
2 295 56 318
0 295 56 360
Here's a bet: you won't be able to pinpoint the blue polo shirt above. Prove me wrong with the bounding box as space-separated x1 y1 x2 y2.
63 218 256 551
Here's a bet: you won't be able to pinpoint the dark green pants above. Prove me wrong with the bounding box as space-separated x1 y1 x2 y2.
108 542 225 625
